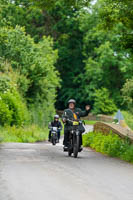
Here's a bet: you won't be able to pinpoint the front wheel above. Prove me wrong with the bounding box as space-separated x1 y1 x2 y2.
68 139 73 157
52 136 56 145
73 135 79 158
68 151 72 157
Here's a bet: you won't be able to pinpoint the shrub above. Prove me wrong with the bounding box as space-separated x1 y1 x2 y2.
0 125 48 143
30 100 56 127
0 75 11 93
0 100 12 125
0 90 30 126
121 146 133 162
122 111 133 130
121 78 133 113
83 131 133 163
93 88 117 115
0 27 60 124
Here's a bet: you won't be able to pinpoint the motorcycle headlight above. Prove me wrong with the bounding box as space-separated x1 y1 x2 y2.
73 121 79 126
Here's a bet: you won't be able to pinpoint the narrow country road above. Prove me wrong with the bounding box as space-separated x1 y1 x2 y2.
0 126 133 200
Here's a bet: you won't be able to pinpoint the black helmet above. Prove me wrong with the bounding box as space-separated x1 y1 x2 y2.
68 99 76 104
54 114 59 119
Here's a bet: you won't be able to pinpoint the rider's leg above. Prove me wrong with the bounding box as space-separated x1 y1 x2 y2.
48 131 51 141
63 129 69 147
79 132 83 151
57 130 60 143
79 133 82 146
58 130 60 140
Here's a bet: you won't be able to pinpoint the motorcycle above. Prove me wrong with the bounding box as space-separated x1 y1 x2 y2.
50 127 59 145
65 119 84 158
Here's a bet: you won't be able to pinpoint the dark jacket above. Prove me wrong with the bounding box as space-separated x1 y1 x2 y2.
49 121 62 129
62 108 89 128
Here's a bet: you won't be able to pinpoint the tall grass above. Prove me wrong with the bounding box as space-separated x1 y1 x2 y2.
0 125 48 143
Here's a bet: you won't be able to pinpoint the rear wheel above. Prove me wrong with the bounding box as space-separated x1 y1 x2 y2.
73 135 79 158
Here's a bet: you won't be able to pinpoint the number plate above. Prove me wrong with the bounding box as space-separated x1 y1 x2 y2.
73 121 79 126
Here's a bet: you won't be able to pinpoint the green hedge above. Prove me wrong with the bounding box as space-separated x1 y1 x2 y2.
0 91 30 126
0 125 48 143
83 132 133 163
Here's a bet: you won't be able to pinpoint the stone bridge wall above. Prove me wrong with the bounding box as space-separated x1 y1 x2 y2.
94 122 133 141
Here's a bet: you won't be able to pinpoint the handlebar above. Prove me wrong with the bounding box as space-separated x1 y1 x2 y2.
49 126 62 130
66 119 83 124
63 118 85 126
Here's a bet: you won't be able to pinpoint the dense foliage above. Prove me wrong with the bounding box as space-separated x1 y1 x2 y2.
92 88 117 114
121 79 133 114
98 0 133 51
0 91 29 126
122 111 133 131
0 74 29 126
0 26 59 103
0 125 48 143
0 26 60 127
0 0 133 131
83 132 133 163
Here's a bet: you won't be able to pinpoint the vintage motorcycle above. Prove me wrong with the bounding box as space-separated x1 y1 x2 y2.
65 119 85 158
50 127 59 145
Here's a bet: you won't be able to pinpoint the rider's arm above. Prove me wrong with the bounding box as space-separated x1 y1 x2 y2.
62 109 68 123
78 108 90 117
59 121 63 129
62 109 73 126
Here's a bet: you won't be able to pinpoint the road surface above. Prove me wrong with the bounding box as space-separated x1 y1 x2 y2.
0 126 133 200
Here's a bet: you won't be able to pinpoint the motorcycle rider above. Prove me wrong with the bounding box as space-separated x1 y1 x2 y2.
62 99 90 150
48 115 62 142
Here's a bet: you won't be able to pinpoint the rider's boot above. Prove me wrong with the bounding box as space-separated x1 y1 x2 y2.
63 145 68 151
79 146 83 152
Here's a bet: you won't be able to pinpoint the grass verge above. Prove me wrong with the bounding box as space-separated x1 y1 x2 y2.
84 120 97 125
83 132 133 163
0 125 48 143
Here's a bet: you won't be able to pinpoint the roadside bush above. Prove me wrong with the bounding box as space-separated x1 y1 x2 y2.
30 101 55 127
121 146 133 162
0 100 12 126
0 137 3 143
121 78 133 113
0 91 30 126
0 125 48 143
0 27 60 125
122 111 133 130
93 88 117 115
83 132 133 163
0 75 11 92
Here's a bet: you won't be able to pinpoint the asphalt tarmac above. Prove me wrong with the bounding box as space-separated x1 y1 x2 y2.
0 126 133 200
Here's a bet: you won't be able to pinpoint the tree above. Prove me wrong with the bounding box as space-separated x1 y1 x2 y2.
0 0 92 109
121 79 133 114
30 0 90 10
74 4 133 108
1 0 133 112
0 26 60 123
92 88 117 114
0 0 47 42
98 0 133 51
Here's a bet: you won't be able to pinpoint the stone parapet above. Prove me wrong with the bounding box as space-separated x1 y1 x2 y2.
94 122 133 141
